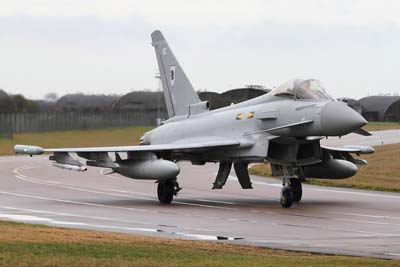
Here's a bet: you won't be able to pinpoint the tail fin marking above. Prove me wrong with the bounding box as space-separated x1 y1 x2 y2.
151 30 201 118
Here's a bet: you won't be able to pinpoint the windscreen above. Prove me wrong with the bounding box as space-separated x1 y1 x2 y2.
295 79 331 100
271 79 332 100
270 79 296 99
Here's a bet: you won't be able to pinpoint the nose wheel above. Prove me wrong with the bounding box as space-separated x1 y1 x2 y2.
280 166 302 208
290 178 302 203
157 178 182 204
280 186 294 208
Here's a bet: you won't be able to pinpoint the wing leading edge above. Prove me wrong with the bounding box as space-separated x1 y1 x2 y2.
14 138 244 156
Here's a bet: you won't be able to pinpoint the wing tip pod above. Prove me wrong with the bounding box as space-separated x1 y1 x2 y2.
322 145 375 154
343 145 375 154
13 144 44 156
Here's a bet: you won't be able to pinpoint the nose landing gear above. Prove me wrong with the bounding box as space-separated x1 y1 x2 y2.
157 178 182 204
280 166 303 208
290 177 302 203
280 186 294 208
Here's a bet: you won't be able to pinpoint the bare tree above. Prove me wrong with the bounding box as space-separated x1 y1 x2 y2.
44 92 59 102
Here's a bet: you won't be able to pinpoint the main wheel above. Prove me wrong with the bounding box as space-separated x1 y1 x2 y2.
280 187 293 208
157 180 174 204
290 178 302 203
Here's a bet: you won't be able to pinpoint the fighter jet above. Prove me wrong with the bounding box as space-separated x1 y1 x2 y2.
14 30 374 208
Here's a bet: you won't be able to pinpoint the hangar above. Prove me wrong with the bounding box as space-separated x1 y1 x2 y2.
359 96 400 122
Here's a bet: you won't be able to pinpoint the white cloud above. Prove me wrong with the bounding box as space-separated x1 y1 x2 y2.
0 1 399 99
1 0 400 26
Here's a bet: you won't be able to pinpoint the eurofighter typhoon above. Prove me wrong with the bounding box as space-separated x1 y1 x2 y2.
14 30 374 208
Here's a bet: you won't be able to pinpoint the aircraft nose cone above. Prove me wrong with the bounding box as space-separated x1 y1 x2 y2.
321 101 367 136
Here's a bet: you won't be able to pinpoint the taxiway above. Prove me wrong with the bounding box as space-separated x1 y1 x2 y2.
0 130 399 259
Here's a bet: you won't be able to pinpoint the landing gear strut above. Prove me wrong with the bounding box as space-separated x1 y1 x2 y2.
280 166 302 208
157 178 181 204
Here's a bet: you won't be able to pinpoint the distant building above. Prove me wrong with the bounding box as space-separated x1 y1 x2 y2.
112 87 271 112
199 87 271 110
112 91 162 112
359 96 400 122
339 98 362 114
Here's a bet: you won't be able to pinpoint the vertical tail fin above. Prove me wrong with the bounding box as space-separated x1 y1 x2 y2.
151 30 201 118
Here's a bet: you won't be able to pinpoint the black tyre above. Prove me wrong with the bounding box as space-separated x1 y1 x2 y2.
290 178 302 203
280 187 293 208
157 180 174 204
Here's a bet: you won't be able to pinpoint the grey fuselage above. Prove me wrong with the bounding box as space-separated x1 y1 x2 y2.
142 92 357 164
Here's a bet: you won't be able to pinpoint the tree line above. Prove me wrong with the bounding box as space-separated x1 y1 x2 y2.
0 88 270 113
0 90 38 113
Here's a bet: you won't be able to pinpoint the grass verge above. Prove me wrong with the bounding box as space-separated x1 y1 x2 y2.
0 126 153 156
0 220 398 267
249 143 400 192
363 122 400 131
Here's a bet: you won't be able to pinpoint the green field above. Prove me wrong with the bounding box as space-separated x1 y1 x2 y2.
0 221 398 267
0 126 153 156
363 121 400 131
250 143 400 192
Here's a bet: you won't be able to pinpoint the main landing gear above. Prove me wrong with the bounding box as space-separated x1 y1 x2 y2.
157 178 182 204
280 166 303 208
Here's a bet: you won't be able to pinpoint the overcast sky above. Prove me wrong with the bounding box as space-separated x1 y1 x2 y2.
1 0 399 99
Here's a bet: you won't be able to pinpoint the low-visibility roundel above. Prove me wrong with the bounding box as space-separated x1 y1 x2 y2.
170 65 176 87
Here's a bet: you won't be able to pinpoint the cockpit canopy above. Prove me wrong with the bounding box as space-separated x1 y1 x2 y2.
270 79 332 100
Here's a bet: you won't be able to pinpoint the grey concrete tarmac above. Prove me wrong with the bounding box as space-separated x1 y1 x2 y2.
321 129 400 147
0 130 399 259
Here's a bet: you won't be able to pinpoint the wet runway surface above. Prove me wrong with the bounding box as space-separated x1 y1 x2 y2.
0 130 399 259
